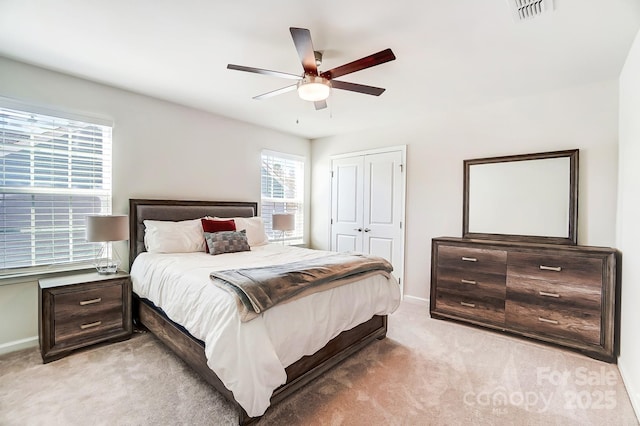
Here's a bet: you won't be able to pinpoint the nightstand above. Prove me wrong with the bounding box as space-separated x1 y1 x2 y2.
38 271 132 363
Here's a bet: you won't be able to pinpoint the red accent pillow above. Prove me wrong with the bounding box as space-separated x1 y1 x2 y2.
201 218 236 253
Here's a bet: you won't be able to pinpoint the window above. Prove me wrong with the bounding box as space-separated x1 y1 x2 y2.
261 150 304 244
0 101 113 276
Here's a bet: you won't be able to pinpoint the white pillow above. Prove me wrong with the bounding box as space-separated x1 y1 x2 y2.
215 216 269 247
143 219 206 253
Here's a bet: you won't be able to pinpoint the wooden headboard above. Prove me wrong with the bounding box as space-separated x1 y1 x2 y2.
129 199 258 267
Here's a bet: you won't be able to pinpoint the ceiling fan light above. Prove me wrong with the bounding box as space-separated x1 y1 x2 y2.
297 76 331 102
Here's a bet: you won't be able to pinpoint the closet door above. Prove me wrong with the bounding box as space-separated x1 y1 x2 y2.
331 148 405 289
363 150 403 272
330 156 364 253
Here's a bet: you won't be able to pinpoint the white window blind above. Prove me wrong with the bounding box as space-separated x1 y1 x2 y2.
261 150 304 244
0 104 113 276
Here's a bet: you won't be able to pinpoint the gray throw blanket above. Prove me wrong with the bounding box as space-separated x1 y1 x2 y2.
210 253 393 322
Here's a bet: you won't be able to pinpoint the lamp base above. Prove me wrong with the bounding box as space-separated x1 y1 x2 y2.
95 263 119 274
94 242 120 274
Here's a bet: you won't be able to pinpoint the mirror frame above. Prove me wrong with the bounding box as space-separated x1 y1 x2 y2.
463 149 579 245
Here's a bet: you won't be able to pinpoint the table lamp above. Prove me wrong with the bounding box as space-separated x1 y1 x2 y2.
86 215 129 274
272 213 295 245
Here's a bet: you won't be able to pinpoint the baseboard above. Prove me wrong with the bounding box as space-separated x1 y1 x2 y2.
402 295 429 307
0 336 38 356
619 359 640 422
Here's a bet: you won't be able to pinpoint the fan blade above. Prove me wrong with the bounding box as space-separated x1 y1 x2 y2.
331 80 386 96
314 100 327 110
290 27 318 76
253 84 297 100
227 64 301 80
320 48 396 80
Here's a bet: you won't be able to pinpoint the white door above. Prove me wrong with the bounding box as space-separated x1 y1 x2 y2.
363 151 403 273
330 156 364 253
330 148 405 291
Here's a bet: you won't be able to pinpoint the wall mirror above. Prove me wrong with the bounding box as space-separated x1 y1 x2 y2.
463 149 579 245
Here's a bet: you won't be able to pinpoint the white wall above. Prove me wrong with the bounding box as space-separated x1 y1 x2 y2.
311 81 619 301
617 28 640 419
0 56 309 353
0 280 38 354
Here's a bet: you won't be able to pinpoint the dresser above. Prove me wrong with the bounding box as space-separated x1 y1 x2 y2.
39 271 132 363
430 237 618 362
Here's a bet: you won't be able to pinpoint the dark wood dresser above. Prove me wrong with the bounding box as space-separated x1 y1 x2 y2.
430 237 618 362
39 271 132 363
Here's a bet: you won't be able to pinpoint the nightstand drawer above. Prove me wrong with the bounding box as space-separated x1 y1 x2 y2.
54 310 124 345
54 283 123 321
53 281 124 346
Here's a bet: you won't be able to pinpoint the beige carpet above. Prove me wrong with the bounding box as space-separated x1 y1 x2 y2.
0 301 637 425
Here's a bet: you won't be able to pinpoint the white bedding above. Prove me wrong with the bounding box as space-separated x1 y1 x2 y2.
130 244 401 417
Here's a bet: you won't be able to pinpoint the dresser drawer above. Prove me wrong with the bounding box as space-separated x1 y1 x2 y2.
505 300 601 345
437 268 506 299
507 276 601 311
435 288 505 325
438 245 507 275
508 252 602 287
506 275 602 345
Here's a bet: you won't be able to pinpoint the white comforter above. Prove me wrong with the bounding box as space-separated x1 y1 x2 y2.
130 244 401 417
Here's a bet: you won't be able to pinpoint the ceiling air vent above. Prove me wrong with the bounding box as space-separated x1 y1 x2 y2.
509 0 554 21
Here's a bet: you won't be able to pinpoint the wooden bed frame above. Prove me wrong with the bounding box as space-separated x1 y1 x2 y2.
128 199 388 425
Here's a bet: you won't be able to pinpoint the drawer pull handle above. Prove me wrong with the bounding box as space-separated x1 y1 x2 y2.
462 257 477 262
460 302 476 308
461 279 477 285
538 317 559 325
79 298 102 306
539 265 562 272
80 321 102 330
539 291 560 298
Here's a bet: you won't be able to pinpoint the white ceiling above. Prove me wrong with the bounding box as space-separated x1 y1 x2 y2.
0 0 639 139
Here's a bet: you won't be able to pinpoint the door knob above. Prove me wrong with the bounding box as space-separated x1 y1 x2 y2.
364 228 371 232
353 228 363 232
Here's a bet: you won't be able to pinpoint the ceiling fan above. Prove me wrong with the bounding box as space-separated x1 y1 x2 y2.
227 27 396 110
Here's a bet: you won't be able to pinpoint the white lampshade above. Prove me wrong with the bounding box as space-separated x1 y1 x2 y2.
272 213 295 232
86 215 129 242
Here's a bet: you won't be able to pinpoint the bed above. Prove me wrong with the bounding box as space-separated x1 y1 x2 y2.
128 199 401 424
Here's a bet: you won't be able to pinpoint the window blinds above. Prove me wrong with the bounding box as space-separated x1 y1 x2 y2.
260 150 304 244
0 104 113 274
